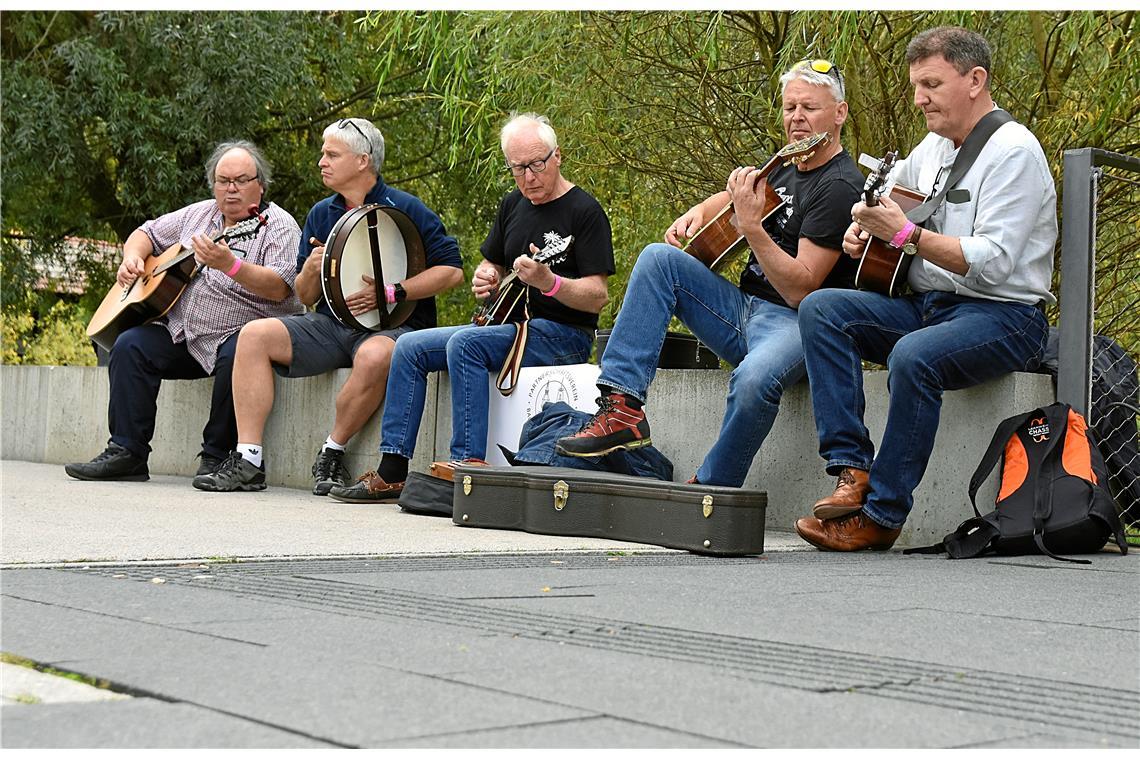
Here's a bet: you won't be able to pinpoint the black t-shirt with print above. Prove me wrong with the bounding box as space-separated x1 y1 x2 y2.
480 186 615 330
738 149 863 307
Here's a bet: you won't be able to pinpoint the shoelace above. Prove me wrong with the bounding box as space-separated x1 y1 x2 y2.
93 446 122 462
312 450 345 480
576 396 618 433
214 451 246 476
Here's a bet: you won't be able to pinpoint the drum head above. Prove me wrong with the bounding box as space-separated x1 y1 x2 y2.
321 204 425 331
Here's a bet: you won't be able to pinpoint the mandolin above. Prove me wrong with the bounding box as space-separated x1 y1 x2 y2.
853 151 925 297
682 132 832 271
86 209 267 351
472 233 575 327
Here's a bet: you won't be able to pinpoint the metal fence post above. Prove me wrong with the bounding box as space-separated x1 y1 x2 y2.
1057 148 1096 416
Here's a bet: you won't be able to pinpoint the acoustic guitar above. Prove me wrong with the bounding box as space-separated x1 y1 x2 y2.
853 151 925 297
682 132 832 271
472 234 574 327
86 210 267 351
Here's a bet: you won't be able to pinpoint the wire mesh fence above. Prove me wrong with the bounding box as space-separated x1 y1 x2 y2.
1073 152 1140 539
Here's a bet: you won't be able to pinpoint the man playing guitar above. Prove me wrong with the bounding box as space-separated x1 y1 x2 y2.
556 60 863 489
794 27 1056 552
65 141 303 483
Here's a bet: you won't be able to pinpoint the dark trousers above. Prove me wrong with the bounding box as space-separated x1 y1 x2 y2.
108 324 239 461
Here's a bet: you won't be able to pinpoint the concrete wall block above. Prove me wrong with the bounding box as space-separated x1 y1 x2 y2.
1 364 1053 546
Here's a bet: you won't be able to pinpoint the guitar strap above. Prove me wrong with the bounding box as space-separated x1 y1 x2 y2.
905 109 1014 225
365 207 389 330
495 292 530 397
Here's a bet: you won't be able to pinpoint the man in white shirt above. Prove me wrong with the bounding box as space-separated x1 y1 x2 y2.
794 26 1056 552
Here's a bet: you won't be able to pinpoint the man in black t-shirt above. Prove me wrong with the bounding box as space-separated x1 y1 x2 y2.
557 60 863 488
329 113 615 502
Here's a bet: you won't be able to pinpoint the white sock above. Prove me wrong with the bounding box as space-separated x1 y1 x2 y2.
237 443 263 468
323 436 346 453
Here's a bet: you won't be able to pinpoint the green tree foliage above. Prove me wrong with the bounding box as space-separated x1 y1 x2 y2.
363 9 1138 345
3 11 1137 361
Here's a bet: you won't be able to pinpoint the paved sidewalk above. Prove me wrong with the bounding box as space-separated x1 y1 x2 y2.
2 460 1137 748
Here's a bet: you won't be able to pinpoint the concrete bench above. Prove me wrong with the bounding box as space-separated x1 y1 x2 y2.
1 364 1053 546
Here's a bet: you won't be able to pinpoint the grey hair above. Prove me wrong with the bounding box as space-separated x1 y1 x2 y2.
906 26 992 90
323 118 385 175
205 140 271 189
779 63 844 103
500 112 558 156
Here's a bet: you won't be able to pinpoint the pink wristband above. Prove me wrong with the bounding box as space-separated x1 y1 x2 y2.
384 284 397 304
225 257 243 278
541 274 563 298
890 222 916 250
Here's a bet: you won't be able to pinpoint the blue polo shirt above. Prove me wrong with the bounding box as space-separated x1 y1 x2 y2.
299 177 462 331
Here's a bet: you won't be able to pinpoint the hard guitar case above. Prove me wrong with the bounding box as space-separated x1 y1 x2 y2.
451 465 766 556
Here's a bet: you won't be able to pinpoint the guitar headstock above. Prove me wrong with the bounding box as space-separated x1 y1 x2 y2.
533 233 575 267
223 210 269 243
779 132 831 167
862 150 898 206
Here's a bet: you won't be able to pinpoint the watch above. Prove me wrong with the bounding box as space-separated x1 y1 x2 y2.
902 226 922 257
393 282 407 302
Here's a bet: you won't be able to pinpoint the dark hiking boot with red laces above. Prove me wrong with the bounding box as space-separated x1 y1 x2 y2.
555 393 651 457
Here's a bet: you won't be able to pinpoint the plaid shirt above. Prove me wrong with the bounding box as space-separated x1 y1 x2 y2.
139 199 302 373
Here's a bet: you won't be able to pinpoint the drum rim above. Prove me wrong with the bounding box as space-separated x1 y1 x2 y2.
321 204 426 332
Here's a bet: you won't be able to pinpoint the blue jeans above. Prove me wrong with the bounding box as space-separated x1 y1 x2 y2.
380 319 593 461
108 323 239 460
798 288 1049 529
598 243 805 487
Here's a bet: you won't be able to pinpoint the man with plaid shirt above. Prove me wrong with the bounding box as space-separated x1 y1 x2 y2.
65 141 303 483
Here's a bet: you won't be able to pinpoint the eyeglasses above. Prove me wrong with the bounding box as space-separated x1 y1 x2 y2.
214 175 258 189
337 118 373 155
795 58 844 87
506 148 554 177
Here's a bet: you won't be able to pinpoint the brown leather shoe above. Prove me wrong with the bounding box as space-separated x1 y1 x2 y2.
795 511 901 552
812 467 870 519
327 471 404 503
430 458 490 483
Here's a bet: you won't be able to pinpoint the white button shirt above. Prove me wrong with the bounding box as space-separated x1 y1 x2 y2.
892 112 1058 305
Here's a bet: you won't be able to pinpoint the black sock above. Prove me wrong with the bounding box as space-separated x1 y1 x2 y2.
378 454 408 483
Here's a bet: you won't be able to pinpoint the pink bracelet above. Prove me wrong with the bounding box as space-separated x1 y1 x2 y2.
384 284 397 304
225 257 243 278
541 274 563 297
890 222 916 250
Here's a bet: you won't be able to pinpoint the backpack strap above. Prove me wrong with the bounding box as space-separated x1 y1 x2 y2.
1030 404 1092 564
968 409 1038 516
902 515 1000 558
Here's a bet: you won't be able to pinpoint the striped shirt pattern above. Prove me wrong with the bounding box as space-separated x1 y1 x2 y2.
139 199 303 372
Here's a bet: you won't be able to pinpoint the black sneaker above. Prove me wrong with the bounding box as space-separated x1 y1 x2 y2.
192 451 266 492
311 447 350 496
555 393 652 457
195 452 224 477
64 443 149 482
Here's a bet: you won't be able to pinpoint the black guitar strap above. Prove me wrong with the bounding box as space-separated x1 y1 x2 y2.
365 207 389 330
906 109 1014 225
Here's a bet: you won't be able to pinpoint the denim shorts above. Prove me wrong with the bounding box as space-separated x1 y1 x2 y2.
274 311 411 378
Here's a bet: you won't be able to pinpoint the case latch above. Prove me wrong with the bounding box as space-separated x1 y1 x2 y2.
702 494 713 518
462 475 472 495
553 480 569 511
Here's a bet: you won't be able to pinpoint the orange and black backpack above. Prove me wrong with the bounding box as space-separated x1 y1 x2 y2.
908 402 1128 563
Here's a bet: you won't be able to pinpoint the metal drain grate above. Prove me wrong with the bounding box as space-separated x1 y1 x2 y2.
71 551 767 580
69 561 1140 741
